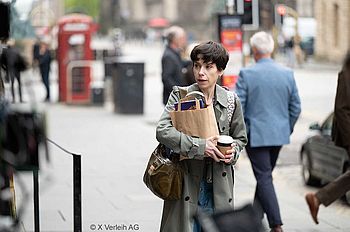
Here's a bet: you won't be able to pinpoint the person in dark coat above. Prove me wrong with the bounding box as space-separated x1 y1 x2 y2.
332 52 350 157
161 26 187 105
1 39 24 103
305 51 350 225
32 39 40 67
236 31 301 232
37 40 51 102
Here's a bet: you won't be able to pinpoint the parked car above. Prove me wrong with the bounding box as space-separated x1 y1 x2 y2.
300 36 314 57
300 113 350 204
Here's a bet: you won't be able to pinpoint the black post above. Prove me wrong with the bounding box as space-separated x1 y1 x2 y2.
33 169 40 232
73 154 82 232
46 139 83 231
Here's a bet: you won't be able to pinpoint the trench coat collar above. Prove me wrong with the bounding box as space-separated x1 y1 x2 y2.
187 83 228 108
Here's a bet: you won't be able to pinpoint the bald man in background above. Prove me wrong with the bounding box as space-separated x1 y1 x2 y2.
161 26 188 105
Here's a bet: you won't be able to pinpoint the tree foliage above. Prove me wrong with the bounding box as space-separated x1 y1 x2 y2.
64 0 99 19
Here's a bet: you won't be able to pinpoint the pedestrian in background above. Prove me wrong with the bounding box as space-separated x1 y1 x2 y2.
182 42 197 86
161 25 187 105
156 41 247 232
236 31 301 232
305 51 350 225
0 39 25 103
37 39 51 102
293 34 304 67
32 39 40 68
285 36 295 68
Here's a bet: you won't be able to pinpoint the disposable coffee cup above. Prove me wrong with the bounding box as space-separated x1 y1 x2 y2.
217 135 234 156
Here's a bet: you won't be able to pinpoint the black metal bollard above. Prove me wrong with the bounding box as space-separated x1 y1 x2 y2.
33 170 40 232
73 154 82 232
46 139 83 232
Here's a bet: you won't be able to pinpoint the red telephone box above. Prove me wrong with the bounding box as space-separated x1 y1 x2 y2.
57 14 95 103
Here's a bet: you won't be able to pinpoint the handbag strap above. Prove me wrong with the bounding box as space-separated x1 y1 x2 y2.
227 91 236 123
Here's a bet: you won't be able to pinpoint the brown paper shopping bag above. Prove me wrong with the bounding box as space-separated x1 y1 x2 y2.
169 99 219 139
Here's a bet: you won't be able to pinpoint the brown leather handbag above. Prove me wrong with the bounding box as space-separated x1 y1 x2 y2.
143 144 183 201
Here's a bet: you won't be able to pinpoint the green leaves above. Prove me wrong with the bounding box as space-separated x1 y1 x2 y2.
64 0 99 20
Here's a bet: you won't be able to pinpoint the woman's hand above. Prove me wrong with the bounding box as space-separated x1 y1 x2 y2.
204 136 225 162
221 147 235 164
220 143 239 164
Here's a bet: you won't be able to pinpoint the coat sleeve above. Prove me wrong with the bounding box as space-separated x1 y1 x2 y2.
156 89 206 159
229 96 248 152
334 71 350 146
288 75 301 133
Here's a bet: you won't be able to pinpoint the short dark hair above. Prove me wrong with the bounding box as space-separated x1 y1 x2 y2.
190 41 229 71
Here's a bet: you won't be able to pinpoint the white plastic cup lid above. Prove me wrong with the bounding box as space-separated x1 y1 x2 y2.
218 135 234 145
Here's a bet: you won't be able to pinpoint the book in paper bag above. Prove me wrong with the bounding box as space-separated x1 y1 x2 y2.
170 99 219 139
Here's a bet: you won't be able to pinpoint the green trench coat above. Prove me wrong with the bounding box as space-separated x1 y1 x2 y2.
156 84 248 232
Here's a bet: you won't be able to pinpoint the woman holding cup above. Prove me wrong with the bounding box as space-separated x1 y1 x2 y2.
156 41 247 232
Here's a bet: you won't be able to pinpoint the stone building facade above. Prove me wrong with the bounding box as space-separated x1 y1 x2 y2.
119 0 216 40
314 0 350 62
117 0 328 42
296 0 313 17
119 0 303 41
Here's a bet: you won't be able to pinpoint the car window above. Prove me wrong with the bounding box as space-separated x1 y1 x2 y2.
321 114 334 136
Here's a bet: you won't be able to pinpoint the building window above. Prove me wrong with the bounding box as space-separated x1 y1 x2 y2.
333 3 339 47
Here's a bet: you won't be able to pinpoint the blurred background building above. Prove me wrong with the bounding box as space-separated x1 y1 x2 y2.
30 0 64 33
314 0 350 62
4 0 349 63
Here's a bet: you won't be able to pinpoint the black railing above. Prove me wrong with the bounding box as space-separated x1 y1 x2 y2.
45 139 82 232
